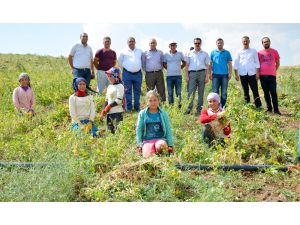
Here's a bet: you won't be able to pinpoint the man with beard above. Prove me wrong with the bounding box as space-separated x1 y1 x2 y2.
258 37 281 115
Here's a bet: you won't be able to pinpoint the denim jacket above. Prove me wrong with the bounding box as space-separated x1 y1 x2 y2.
136 107 173 147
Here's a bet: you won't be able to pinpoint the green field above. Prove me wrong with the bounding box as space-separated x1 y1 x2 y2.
0 54 299 201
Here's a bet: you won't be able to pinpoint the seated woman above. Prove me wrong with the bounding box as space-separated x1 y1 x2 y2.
199 92 231 146
69 77 98 137
13 73 36 116
136 89 174 158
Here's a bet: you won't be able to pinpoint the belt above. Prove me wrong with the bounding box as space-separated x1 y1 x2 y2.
189 69 205 72
74 68 90 71
123 68 141 74
146 69 162 73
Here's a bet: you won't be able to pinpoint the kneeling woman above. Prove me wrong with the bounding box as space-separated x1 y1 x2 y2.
199 93 231 145
69 77 98 137
136 90 174 158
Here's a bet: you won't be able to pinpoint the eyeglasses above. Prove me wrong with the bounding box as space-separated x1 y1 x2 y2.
194 42 201 45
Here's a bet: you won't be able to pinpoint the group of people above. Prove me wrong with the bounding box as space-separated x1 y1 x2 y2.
12 32 281 158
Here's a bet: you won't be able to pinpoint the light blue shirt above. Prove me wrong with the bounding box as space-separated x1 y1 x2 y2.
210 49 232 75
142 49 164 72
163 51 185 76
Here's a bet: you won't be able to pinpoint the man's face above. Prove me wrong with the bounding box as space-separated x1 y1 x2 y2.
216 40 224 50
169 43 177 52
81 33 88 45
194 40 201 49
149 40 157 50
128 38 136 49
242 38 250 48
103 39 111 48
262 38 270 49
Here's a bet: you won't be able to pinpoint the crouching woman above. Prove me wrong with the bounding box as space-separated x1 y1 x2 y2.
136 90 174 158
199 92 231 146
69 77 98 137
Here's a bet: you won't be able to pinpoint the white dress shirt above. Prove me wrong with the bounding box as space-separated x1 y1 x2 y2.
234 48 260 76
118 47 143 73
186 50 210 71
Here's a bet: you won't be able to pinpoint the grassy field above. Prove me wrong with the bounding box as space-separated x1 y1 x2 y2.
0 54 299 201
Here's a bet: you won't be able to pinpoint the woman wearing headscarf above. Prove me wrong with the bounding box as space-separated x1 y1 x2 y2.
69 77 98 137
13 72 36 116
99 67 124 134
198 92 231 145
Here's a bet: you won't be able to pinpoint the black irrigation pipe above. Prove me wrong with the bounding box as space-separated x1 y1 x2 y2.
0 162 60 169
175 163 297 172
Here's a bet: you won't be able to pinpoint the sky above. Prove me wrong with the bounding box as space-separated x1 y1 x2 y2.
0 23 300 66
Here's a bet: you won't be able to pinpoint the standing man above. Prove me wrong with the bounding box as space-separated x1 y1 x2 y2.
118 37 143 112
210 38 232 108
185 38 210 115
142 38 166 102
258 37 281 115
234 36 262 108
163 41 186 108
93 36 117 95
68 33 94 88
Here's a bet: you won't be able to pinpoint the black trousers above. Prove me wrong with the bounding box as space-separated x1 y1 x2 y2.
106 112 123 134
260 75 279 111
240 75 262 108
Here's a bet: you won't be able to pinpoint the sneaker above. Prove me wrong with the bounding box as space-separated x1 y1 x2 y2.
274 110 282 115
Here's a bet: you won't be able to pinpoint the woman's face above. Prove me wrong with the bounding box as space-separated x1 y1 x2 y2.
20 78 29 87
107 74 116 84
208 99 219 110
78 81 86 92
147 95 160 110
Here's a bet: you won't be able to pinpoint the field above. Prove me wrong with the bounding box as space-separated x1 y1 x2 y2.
0 54 299 201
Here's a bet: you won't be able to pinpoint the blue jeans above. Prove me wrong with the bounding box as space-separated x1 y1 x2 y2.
212 74 229 108
73 68 91 87
122 69 142 111
166 76 182 105
97 70 109 94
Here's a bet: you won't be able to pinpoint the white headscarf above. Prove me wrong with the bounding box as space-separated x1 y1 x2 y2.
207 92 220 102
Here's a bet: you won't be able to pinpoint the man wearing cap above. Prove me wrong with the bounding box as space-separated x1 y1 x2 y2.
163 40 186 108
118 37 143 112
209 38 232 108
234 36 262 108
258 37 281 115
142 38 166 102
68 33 95 88
185 38 210 115
93 36 117 95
